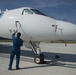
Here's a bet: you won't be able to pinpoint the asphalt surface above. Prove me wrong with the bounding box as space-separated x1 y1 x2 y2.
0 42 76 75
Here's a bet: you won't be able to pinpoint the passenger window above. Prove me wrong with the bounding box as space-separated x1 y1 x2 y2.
22 9 33 15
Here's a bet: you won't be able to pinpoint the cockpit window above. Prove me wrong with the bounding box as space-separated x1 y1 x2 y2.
31 9 46 16
22 9 33 15
0 12 4 18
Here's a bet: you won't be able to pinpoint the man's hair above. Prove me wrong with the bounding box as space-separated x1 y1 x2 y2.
17 32 21 38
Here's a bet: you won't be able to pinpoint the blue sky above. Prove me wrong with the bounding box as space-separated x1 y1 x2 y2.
0 0 76 24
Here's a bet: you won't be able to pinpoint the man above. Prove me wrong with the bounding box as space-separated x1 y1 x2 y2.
8 31 23 70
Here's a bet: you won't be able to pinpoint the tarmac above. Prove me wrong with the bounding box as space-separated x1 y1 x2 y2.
0 42 76 75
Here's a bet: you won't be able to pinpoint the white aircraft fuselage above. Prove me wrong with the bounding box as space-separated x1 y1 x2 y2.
0 7 76 42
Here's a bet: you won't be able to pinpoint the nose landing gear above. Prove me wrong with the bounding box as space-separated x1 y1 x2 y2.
29 41 45 64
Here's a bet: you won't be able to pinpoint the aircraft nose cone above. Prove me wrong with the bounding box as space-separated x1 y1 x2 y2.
56 20 76 40
65 23 76 40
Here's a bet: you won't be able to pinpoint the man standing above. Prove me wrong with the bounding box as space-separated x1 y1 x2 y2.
8 31 23 70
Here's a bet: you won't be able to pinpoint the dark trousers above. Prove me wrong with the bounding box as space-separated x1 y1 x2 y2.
9 50 20 68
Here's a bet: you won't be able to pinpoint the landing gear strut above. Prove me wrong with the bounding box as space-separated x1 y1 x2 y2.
29 41 45 64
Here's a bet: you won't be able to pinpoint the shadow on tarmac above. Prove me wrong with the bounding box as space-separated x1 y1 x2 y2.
0 44 76 69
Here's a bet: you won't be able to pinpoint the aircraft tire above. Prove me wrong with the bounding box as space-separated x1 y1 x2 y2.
34 55 43 64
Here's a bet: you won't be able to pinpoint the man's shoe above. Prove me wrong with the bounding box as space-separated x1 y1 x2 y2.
16 67 20 70
8 68 12 70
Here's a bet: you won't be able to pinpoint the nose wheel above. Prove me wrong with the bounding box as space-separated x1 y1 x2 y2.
29 41 45 64
34 54 44 64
